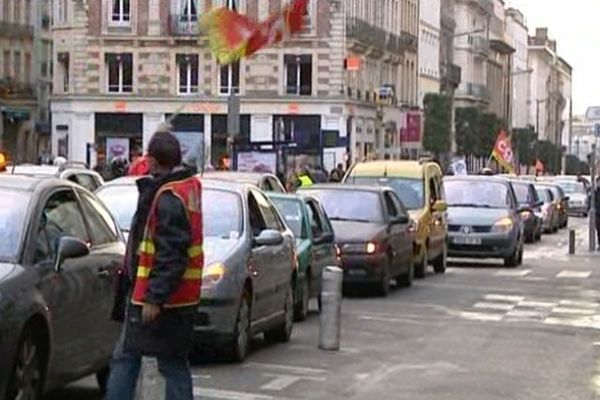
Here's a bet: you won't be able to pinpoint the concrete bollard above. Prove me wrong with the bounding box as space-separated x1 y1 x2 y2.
319 266 343 351
135 357 164 400
569 229 576 255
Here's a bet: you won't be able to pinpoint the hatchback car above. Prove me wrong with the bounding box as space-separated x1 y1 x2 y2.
0 175 124 400
534 184 560 233
268 193 338 320
96 177 297 361
444 176 525 267
8 163 105 192
545 184 569 228
202 171 286 192
508 180 543 243
553 180 588 216
299 184 414 296
343 160 448 278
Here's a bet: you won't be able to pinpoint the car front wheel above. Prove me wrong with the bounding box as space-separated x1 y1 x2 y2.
225 292 251 362
7 327 44 400
264 284 294 343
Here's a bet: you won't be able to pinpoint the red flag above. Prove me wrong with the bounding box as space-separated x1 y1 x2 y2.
204 0 309 64
491 130 515 174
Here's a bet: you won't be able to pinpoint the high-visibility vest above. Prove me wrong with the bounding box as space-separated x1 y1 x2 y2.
131 177 203 308
298 175 313 187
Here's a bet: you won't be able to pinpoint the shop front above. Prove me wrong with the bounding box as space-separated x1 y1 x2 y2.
95 113 143 167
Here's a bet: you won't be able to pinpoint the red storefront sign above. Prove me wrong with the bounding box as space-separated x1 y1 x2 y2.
399 112 422 143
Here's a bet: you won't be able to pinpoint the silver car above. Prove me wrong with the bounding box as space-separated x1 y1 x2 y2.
534 185 560 233
96 177 297 361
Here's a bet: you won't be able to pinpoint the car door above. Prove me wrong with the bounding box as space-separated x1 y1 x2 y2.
305 198 336 297
388 191 413 270
382 190 405 276
29 188 99 381
428 170 445 258
268 176 286 193
252 189 292 316
73 172 102 192
76 190 124 356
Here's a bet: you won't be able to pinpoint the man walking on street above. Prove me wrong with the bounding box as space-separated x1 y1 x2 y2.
106 127 203 400
329 163 345 182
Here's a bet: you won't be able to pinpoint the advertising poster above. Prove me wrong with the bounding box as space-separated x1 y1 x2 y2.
106 137 129 162
173 131 204 158
237 152 277 173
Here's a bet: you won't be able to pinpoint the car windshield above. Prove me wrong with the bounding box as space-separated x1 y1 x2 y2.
536 188 550 202
512 184 531 205
445 180 511 209
555 181 586 194
97 184 243 239
347 176 424 210
0 189 30 261
270 198 304 238
305 190 383 223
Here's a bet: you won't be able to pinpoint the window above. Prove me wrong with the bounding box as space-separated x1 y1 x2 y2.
24 53 31 83
13 51 20 82
300 0 316 34
3 50 10 78
177 54 199 95
78 192 119 245
56 0 67 23
13 0 20 23
306 201 324 239
252 190 285 231
428 177 439 206
58 52 69 92
285 54 312 96
106 53 133 93
72 173 101 192
3 0 9 22
384 192 399 218
178 0 198 22
35 190 89 264
111 0 130 23
248 193 267 237
219 61 239 95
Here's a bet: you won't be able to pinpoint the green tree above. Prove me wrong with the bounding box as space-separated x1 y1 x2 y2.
513 126 535 167
455 107 481 156
422 94 452 155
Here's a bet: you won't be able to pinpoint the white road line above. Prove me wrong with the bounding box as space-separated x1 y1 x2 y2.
192 373 212 379
557 270 592 279
484 294 525 303
473 302 517 311
244 362 328 375
193 388 289 400
506 309 545 319
460 311 503 322
519 300 556 308
260 373 325 391
552 307 598 315
494 269 531 277
559 299 598 308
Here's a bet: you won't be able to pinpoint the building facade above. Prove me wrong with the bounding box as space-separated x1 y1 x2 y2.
528 27 567 145
418 0 440 106
505 7 529 130
452 0 493 109
0 0 52 163
51 0 422 173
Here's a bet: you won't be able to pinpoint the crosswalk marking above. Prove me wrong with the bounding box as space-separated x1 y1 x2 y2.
460 311 503 322
484 294 525 302
473 302 516 311
557 270 592 278
193 388 289 400
494 269 531 277
244 362 328 375
559 299 598 308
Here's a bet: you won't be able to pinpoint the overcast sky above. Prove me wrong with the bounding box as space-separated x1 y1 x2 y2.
505 0 600 116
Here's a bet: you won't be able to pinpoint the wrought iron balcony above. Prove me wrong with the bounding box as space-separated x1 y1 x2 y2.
0 80 35 99
469 35 489 56
346 17 387 50
0 21 33 40
466 82 490 101
169 14 202 36
400 31 418 52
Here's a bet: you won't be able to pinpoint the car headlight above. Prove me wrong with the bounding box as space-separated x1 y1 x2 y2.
343 242 380 254
491 217 513 233
202 263 225 289
520 210 532 220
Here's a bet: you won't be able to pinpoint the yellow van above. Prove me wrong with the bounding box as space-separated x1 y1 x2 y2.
343 160 448 277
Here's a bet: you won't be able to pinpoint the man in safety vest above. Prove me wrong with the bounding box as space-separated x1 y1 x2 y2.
106 128 202 400
297 166 314 187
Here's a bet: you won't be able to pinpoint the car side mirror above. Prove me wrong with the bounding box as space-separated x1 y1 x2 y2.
564 196 570 202
54 236 89 273
535 201 544 208
431 200 448 213
254 229 284 247
392 215 410 225
313 232 334 245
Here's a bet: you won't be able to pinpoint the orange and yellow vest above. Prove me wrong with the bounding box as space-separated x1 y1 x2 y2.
131 177 203 308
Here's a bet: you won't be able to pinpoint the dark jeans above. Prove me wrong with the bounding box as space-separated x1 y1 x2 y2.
105 321 194 400
596 218 600 248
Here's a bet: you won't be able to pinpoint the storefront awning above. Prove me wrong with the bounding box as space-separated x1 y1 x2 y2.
2 107 30 120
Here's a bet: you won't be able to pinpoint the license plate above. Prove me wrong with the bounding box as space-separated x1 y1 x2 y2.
453 236 482 245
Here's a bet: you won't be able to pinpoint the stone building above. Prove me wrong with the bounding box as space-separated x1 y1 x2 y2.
51 0 422 172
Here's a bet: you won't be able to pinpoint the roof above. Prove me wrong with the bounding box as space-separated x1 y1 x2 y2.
10 165 59 177
349 161 430 179
300 183 387 193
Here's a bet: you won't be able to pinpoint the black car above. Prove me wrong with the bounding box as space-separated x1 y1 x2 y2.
444 176 526 267
298 184 414 296
508 180 543 243
0 175 124 399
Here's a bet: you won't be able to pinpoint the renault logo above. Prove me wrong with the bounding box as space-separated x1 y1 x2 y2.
462 226 472 234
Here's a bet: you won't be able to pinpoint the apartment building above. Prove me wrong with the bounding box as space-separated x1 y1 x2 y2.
418 0 440 106
505 7 529 130
528 27 570 146
439 0 460 95
0 0 52 163
50 0 421 171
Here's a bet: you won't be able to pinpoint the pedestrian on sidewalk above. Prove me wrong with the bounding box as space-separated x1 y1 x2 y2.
595 178 600 250
106 126 203 400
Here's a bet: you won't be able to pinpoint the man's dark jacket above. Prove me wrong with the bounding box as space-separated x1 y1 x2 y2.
113 167 197 357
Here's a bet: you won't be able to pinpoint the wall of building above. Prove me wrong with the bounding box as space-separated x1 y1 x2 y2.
506 8 529 129
418 0 441 106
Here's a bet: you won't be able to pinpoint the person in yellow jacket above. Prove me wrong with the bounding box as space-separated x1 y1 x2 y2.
297 166 314 187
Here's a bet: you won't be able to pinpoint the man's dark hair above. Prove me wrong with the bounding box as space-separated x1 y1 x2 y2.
147 131 182 169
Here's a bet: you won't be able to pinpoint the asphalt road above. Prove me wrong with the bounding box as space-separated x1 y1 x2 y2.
46 216 600 400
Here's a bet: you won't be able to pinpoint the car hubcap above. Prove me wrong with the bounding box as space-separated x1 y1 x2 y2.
13 338 40 400
237 301 249 356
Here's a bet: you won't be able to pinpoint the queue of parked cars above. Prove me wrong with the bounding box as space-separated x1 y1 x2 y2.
0 159 581 399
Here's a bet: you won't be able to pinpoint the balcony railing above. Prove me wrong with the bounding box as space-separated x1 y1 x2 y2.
170 14 201 36
469 35 489 56
0 21 33 39
466 82 489 101
386 33 403 55
0 80 35 99
400 31 418 51
465 0 494 14
346 17 387 50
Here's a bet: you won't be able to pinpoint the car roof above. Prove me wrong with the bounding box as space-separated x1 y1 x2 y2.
97 175 252 194
202 171 273 182
0 173 77 192
444 175 510 184
349 161 430 179
9 165 60 177
301 183 387 193
99 176 143 188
